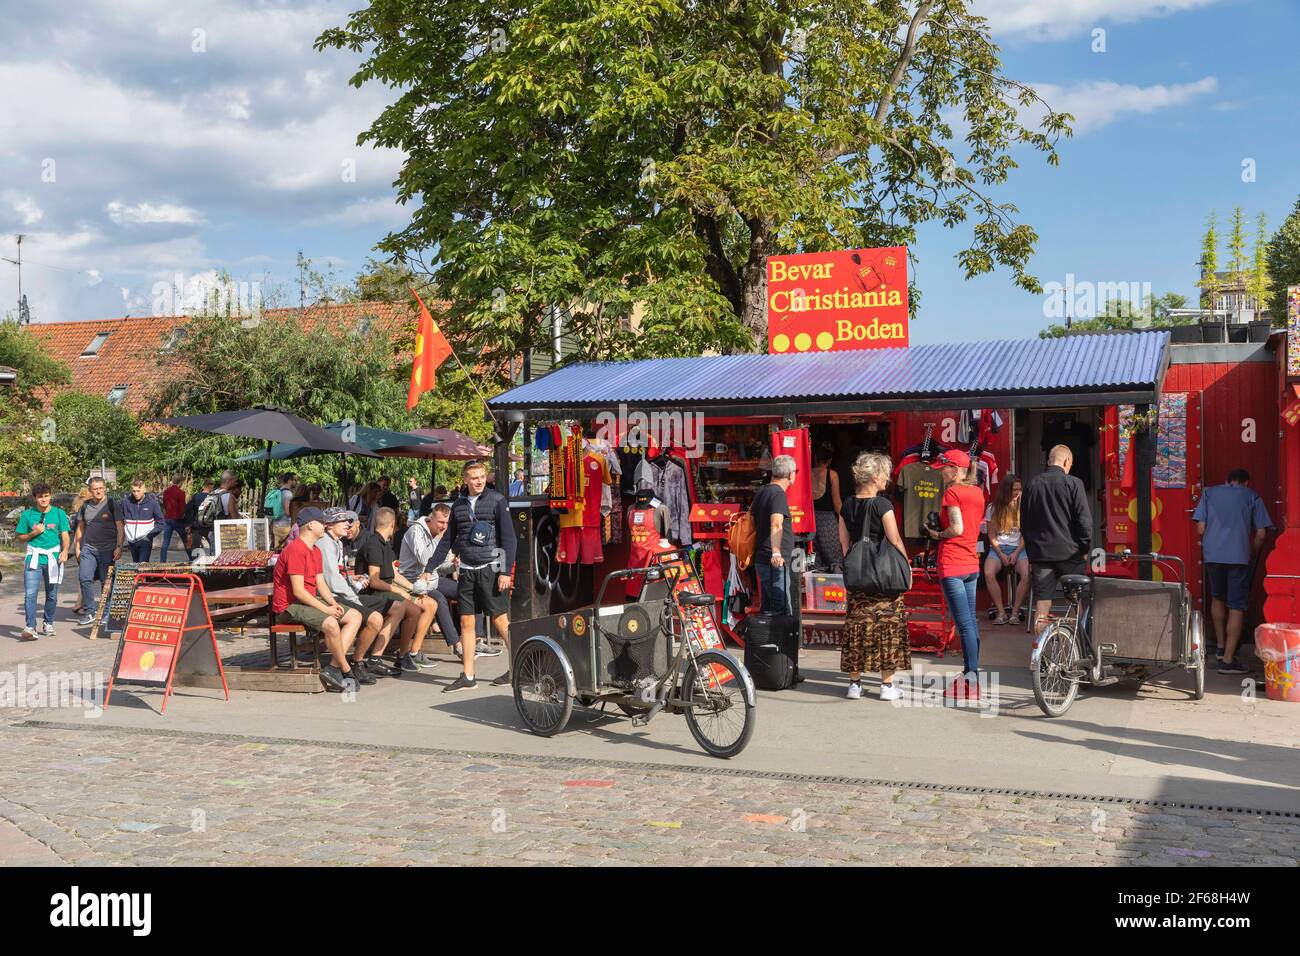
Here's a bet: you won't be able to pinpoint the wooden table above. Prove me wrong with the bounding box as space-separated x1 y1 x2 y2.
200 582 322 693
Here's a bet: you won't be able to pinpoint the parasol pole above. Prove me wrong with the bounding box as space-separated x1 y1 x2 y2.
259 440 272 522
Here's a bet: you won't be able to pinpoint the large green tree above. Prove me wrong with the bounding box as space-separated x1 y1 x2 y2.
317 0 1071 361
1266 197 1300 322
1039 292 1190 338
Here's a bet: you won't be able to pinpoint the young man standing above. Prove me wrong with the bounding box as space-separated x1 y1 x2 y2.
269 472 298 549
75 477 124 627
16 483 71 641
160 475 190 562
406 477 422 524
271 506 365 693
184 479 216 554
429 460 516 692
316 508 400 681
1193 468 1273 674
122 478 165 563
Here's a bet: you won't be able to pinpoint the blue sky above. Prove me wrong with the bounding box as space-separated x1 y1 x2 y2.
0 0 1297 345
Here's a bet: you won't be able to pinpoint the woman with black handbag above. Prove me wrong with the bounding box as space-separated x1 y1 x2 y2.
838 452 911 700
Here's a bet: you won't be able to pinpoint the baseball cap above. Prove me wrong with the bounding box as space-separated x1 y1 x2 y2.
929 449 972 471
296 506 328 525
322 507 357 525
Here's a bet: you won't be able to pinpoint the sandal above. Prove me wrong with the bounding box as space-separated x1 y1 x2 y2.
992 614 1009 626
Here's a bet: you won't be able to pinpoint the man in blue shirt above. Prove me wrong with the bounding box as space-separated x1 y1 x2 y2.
1192 469 1273 674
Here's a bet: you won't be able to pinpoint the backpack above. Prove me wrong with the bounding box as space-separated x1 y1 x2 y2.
726 510 757 571
264 486 284 520
195 493 224 530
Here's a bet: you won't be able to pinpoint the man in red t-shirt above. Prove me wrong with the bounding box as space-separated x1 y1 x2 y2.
160 475 191 562
272 507 365 692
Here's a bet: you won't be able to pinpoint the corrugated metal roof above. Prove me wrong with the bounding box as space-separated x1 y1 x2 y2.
489 331 1171 410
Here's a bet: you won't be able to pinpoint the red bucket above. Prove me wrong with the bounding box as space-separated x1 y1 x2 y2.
1255 623 1300 703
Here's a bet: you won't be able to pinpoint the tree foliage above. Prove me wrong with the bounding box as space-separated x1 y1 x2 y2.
1266 196 1300 323
317 0 1071 362
1039 292 1189 338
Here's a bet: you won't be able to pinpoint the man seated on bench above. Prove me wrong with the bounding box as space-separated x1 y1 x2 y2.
398 502 473 664
271 506 365 693
356 507 435 674
317 508 402 681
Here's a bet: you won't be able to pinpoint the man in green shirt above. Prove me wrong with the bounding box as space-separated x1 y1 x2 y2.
16 482 71 640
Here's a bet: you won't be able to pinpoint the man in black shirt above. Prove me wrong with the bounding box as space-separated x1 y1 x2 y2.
428 460 517 693
355 507 438 673
1022 445 1093 631
752 455 797 614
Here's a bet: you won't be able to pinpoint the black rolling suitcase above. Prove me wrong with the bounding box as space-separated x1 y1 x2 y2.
744 610 800 690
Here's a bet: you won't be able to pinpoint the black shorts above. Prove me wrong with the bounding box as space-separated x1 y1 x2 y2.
359 590 401 617
1031 557 1087 603
339 592 391 621
457 565 508 618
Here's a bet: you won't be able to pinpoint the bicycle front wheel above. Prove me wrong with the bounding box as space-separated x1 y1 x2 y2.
1032 623 1081 717
681 653 754 759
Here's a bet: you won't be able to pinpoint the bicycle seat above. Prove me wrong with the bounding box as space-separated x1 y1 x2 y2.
1060 574 1091 592
678 592 716 607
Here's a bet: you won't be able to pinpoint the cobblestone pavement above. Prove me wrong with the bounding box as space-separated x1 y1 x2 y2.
1 721 1296 866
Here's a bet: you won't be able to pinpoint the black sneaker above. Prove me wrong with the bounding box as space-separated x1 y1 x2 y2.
365 657 400 678
1218 658 1250 675
398 653 419 673
491 671 512 686
443 673 478 693
319 665 349 692
345 663 376 686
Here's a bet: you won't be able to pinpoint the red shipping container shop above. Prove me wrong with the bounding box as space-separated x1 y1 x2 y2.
489 330 1299 647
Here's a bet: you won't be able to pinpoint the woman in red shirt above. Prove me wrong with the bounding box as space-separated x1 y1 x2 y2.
924 449 986 697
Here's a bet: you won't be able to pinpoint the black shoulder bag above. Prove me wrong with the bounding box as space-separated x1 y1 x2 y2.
842 499 912 595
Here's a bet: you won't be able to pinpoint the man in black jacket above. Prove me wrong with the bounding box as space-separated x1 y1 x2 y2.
1021 445 1093 631
428 460 517 693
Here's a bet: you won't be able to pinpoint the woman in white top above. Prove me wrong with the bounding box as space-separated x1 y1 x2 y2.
982 474 1030 624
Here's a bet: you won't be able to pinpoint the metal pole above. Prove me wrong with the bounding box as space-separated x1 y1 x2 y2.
1135 405 1155 580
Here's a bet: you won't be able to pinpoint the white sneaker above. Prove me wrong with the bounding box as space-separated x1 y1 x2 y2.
846 681 863 700
20 627 38 642
879 682 904 701
41 621 56 637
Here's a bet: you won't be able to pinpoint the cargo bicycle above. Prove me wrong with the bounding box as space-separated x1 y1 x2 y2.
1030 551 1206 717
511 549 757 758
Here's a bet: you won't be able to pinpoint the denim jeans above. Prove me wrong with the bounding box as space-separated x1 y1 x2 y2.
940 572 981 674
160 519 191 562
24 564 60 630
128 538 153 563
78 546 115 617
757 560 790 616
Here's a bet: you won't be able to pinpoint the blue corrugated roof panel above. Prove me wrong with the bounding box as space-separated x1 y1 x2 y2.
490 331 1170 409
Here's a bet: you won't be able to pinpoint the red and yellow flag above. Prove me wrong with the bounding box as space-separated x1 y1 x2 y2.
407 288 454 410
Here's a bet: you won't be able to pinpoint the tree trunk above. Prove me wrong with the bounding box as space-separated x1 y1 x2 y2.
738 217 773 348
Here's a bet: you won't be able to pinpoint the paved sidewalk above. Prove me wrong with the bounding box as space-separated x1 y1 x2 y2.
2 722 1295 866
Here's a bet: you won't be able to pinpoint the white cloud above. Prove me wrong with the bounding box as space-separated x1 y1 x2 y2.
305 197 410 229
974 0 1224 41
3 191 44 225
106 200 206 225
1033 76 1218 133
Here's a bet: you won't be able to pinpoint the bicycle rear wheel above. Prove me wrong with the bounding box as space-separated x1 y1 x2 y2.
1032 622 1081 717
681 653 754 759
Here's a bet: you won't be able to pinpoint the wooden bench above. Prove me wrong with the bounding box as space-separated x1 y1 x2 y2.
269 623 321 671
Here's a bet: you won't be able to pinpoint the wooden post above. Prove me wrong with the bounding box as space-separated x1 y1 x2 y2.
1135 404 1155 580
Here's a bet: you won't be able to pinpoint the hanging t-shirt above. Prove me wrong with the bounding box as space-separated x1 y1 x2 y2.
896 460 943 539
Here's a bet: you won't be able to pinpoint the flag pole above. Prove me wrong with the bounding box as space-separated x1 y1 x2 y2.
410 288 500 432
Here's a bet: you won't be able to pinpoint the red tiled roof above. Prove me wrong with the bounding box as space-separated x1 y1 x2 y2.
23 301 447 412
